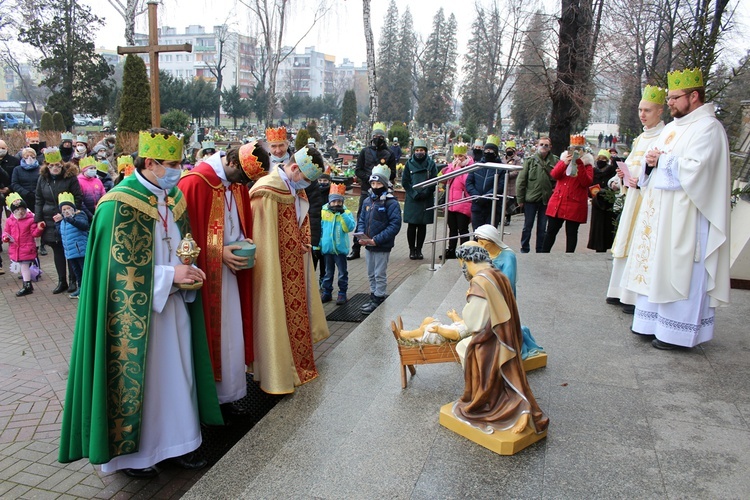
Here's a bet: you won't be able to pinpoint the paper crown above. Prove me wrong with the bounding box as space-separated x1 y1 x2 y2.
505 140 517 150
58 192 75 207
43 147 63 164
25 130 39 141
307 137 316 144
570 134 586 147
453 143 468 155
392 137 399 142
413 139 428 150
76 135 88 144
265 126 287 143
329 183 346 197
473 139 484 148
485 135 501 147
294 147 322 182
138 130 183 162
372 122 387 135
117 155 135 175
642 85 667 105
5 192 23 209
96 161 109 174
597 149 611 159
668 68 704 91
371 164 391 181
201 140 215 150
239 141 268 181
79 156 96 169
61 132 75 141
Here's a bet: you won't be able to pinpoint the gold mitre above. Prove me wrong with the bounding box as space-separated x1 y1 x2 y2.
265 126 287 143
138 130 183 162
642 85 666 105
668 68 703 91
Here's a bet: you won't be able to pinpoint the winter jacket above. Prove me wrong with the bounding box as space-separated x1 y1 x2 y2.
466 161 505 214
97 170 114 192
34 163 87 244
355 145 396 190
56 210 90 259
304 181 326 248
2 211 43 262
442 157 474 217
320 205 356 255
401 155 438 225
516 152 559 205
501 156 521 197
11 162 40 208
0 153 20 183
356 190 402 252
77 173 105 216
545 158 594 224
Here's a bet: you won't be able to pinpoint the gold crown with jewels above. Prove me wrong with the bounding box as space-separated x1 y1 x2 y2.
138 130 183 162
668 68 703 91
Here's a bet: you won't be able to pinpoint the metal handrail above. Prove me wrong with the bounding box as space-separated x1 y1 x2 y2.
410 162 522 271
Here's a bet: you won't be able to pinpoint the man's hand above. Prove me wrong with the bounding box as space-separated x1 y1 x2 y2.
223 243 249 272
517 202 524 209
173 264 206 285
628 177 638 188
360 238 376 246
300 242 312 254
616 167 624 179
645 149 662 167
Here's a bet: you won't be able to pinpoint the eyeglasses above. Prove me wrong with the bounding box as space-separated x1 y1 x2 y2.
538 144 551 148
666 92 691 103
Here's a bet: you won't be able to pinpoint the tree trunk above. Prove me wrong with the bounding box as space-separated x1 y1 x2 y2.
363 0 378 135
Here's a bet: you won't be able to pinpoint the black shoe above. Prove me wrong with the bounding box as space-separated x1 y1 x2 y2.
621 304 635 315
123 467 159 478
605 297 621 305
520 249 530 254
16 281 33 297
409 249 416 260
52 281 69 294
167 451 207 470
415 251 424 260
652 339 682 350
222 402 251 417
360 295 384 315
67 282 78 294
504 219 511 226
346 248 360 260
38 246 48 256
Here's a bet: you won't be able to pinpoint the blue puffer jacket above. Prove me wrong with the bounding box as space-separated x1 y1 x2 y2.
56 211 90 259
466 161 505 213
320 205 356 255
356 190 402 252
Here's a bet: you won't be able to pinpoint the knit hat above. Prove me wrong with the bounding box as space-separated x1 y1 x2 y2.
329 182 346 202
474 224 509 250
58 192 76 209
369 164 391 186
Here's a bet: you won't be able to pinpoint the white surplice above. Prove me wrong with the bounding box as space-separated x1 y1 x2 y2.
622 103 731 347
205 153 247 404
101 171 201 472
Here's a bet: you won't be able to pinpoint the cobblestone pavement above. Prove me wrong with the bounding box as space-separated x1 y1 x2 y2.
0 207 592 499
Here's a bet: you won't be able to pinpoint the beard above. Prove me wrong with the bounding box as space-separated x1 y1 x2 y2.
461 263 473 282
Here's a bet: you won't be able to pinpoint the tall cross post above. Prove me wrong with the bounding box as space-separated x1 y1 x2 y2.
116 0 192 127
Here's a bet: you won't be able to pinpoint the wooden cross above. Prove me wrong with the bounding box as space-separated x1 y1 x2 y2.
116 0 192 127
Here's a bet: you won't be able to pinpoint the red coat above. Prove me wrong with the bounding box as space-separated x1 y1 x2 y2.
3 211 44 262
443 158 474 218
178 162 254 381
545 158 593 224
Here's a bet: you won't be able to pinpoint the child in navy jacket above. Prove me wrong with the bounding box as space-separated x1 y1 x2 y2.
55 192 89 299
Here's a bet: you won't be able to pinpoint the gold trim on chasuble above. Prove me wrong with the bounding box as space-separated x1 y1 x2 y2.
106 204 154 457
206 188 226 379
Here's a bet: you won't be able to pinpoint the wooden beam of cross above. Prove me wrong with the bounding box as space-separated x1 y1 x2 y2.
116 0 192 127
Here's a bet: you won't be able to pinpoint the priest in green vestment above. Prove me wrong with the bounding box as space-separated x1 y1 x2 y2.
58 128 223 478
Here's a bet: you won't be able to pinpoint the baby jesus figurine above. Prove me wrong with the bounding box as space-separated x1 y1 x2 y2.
391 309 470 345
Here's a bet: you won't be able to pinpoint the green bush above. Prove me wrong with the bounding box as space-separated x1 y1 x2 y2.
118 55 151 133
295 128 311 151
161 109 191 138
52 112 65 132
40 112 54 132
306 120 321 143
388 122 410 147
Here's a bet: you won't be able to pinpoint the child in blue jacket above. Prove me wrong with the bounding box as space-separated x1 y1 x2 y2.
55 192 89 299
356 165 402 314
320 183 356 305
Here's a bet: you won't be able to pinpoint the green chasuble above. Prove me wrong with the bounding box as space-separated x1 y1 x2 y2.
59 174 223 465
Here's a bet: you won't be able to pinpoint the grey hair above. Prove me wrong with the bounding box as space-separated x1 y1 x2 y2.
455 244 490 263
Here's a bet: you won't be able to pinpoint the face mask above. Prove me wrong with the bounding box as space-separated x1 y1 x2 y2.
472 149 483 161
596 160 608 169
484 152 497 163
329 204 344 213
373 136 385 148
84 168 97 178
23 158 38 169
0 149 6 156
97 154 107 160
319 183 330 191
506 151 514 157
76 145 86 153
371 186 386 197
154 162 182 190
414 152 426 161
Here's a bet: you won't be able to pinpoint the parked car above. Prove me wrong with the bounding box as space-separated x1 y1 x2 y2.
74 114 103 126
0 112 34 128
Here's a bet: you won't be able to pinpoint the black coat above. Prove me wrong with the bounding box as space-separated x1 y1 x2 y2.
304 181 326 248
0 154 20 182
11 163 41 209
34 164 85 244
355 145 396 190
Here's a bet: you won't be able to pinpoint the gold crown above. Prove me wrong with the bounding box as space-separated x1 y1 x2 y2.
570 134 586 147
486 135 501 147
239 141 268 181
453 143 468 155
5 192 22 208
642 85 666 105
43 147 63 164
373 122 387 134
265 127 287 143
505 140 516 149
117 155 134 167
25 130 39 141
58 191 75 207
79 156 96 169
138 130 183 162
668 68 703 91
96 161 109 174
330 183 346 197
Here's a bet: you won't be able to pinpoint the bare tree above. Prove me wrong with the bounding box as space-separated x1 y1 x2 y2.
203 21 235 126
107 0 148 45
0 43 44 123
363 0 378 131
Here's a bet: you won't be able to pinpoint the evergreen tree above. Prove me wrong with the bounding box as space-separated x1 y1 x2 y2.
341 90 357 131
617 67 642 147
221 85 251 128
415 9 458 127
161 110 192 138
19 0 113 130
294 128 310 151
377 0 401 122
281 93 308 125
187 79 220 126
511 11 552 135
52 112 65 132
159 71 188 114
393 8 417 123
306 120 321 143
460 15 490 130
387 121 410 147
117 55 151 133
39 112 54 132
